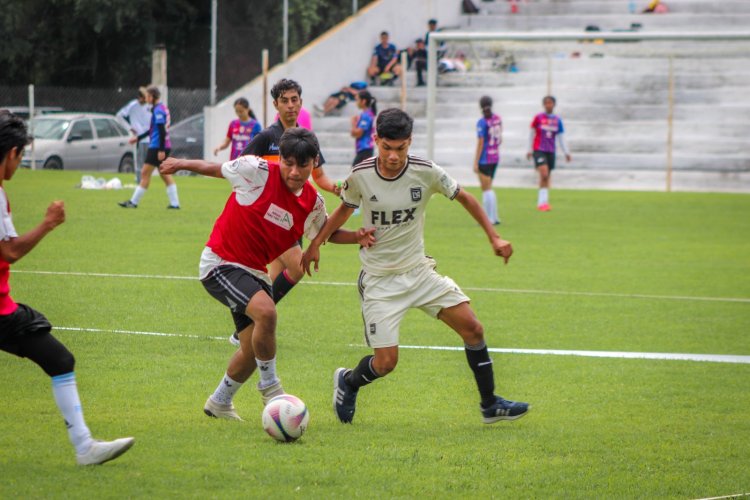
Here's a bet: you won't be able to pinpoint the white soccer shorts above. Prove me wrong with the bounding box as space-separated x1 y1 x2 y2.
357 258 470 348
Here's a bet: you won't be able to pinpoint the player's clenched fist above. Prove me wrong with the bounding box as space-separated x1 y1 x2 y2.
45 201 65 228
492 237 513 264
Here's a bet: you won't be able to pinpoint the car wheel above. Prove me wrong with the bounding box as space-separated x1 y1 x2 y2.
118 153 134 173
43 157 63 170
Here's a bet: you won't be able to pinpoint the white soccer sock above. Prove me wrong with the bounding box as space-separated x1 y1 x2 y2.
166 184 180 207
210 373 244 405
51 372 94 455
538 188 549 206
488 189 499 222
131 186 147 205
256 358 279 388
482 190 493 221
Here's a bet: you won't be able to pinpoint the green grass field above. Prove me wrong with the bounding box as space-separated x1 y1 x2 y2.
1 169 748 498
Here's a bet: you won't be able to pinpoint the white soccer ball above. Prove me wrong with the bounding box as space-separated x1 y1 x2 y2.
261 394 310 442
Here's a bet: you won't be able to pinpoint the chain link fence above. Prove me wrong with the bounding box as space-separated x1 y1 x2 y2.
0 86 227 123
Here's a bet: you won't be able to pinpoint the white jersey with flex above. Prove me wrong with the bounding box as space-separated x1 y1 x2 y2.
341 155 467 348
340 155 460 276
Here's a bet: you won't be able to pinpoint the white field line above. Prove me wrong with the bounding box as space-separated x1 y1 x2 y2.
54 326 225 342
395 345 750 365
693 494 750 500
53 326 750 365
15 270 750 304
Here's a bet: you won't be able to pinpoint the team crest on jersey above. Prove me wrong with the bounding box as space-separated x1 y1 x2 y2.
410 187 422 202
264 203 294 230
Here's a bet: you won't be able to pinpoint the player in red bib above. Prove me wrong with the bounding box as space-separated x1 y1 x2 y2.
160 128 374 420
0 110 134 465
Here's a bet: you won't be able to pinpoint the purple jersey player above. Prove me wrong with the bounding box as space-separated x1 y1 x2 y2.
473 96 502 225
526 96 571 211
213 98 261 160
351 90 377 167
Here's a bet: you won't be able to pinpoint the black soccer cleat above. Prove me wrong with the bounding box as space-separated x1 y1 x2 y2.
118 200 137 208
333 368 358 424
481 396 530 424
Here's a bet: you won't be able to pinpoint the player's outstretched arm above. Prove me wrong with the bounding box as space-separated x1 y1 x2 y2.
159 157 223 178
455 188 513 264
302 203 355 276
0 201 65 264
311 167 338 194
328 227 376 247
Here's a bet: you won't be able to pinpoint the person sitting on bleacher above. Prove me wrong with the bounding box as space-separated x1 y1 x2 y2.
367 31 402 86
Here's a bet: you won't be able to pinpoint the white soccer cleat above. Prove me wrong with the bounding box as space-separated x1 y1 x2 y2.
257 380 285 406
228 331 240 347
76 437 135 465
203 397 243 421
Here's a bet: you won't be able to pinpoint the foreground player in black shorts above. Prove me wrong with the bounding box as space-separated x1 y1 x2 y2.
0 110 134 465
226 78 339 347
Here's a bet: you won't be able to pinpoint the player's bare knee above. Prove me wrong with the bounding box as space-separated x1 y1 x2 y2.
247 303 277 329
373 353 398 375
286 262 304 282
462 320 485 345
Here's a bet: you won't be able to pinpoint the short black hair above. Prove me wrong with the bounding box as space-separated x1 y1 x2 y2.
543 95 557 104
146 85 161 101
279 127 319 167
376 108 413 140
271 79 302 100
479 95 493 109
0 110 32 161
428 19 438 25
380 31 389 37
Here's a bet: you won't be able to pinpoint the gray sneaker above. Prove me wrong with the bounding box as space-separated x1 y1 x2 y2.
203 397 243 421
76 437 135 465
257 380 285 405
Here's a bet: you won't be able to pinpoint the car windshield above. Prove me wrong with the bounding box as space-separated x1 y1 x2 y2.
31 118 71 140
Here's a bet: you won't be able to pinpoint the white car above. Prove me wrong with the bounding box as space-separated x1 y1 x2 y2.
22 113 134 172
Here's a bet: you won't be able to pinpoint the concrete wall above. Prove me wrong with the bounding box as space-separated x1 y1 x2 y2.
204 0 462 162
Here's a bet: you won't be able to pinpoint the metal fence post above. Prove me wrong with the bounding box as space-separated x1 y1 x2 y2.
28 84 35 170
400 51 408 111
262 49 269 127
666 56 675 192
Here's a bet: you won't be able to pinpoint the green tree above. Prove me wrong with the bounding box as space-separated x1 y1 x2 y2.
0 0 372 90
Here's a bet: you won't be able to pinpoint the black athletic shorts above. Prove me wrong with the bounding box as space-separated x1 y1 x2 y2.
201 265 272 332
145 148 171 167
533 151 556 170
352 149 374 167
0 304 53 357
478 162 498 179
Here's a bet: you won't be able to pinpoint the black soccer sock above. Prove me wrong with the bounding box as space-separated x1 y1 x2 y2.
345 355 381 390
272 269 297 304
464 341 496 407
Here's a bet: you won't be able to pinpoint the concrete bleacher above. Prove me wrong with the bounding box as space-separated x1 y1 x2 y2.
205 0 750 192
312 2 750 192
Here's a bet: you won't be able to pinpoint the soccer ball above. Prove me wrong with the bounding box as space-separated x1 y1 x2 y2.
261 394 310 442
